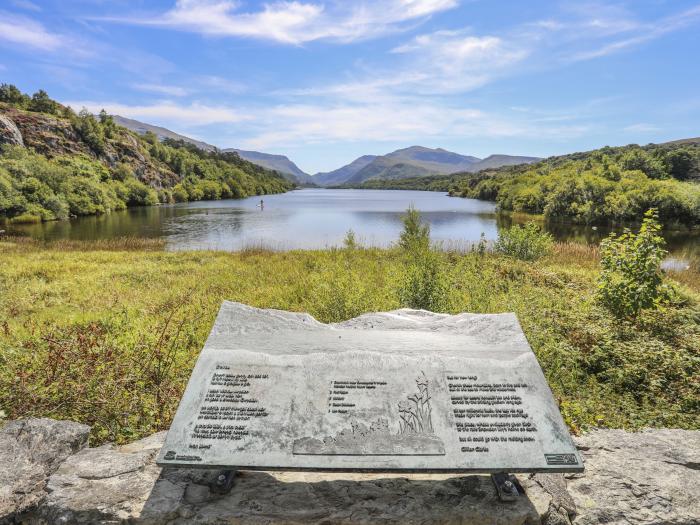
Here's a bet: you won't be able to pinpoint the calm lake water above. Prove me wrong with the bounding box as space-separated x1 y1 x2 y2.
5 189 699 254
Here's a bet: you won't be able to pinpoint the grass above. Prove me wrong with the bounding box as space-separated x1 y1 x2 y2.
0 237 698 443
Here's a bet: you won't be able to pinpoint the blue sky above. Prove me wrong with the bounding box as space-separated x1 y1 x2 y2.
1 0 699 173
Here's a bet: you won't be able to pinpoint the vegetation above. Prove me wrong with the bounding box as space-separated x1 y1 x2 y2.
0 85 293 224
1 215 697 443
495 222 554 261
597 210 675 318
397 207 449 311
355 141 700 227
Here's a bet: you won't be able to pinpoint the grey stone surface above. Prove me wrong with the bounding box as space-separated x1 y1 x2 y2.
159 302 581 473
569 428 700 525
0 418 90 522
6 423 698 524
0 115 24 147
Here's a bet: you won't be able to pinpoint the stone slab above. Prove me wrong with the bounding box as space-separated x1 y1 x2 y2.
157 302 582 473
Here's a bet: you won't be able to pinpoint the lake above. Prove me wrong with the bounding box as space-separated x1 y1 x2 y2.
5 189 698 254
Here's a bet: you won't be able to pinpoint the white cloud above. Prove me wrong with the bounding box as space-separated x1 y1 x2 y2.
64 100 251 127
106 0 458 44
131 83 190 97
623 123 661 134
0 11 65 50
238 98 589 149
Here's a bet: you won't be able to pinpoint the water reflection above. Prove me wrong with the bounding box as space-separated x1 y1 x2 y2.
5 188 698 255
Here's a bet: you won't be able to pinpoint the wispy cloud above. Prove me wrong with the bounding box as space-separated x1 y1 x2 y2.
102 0 458 44
570 5 700 61
131 83 189 97
0 11 65 50
11 0 41 12
623 123 661 134
64 100 251 127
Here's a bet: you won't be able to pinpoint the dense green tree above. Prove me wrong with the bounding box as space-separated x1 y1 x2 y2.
0 84 29 107
73 109 106 154
28 89 58 114
99 110 118 139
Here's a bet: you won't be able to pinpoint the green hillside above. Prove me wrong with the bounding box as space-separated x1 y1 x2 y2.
0 85 292 224
359 142 700 227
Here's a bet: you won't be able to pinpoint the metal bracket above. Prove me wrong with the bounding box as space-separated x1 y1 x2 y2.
491 472 520 502
210 469 237 494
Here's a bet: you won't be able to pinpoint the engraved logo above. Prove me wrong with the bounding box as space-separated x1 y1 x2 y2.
545 453 578 465
164 450 176 460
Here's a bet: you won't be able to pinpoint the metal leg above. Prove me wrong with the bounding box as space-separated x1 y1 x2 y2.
491 472 520 502
210 469 237 494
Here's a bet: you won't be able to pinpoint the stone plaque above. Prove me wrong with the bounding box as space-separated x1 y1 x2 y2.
158 302 583 473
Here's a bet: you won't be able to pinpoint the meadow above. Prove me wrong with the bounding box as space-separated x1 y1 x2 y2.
0 235 698 444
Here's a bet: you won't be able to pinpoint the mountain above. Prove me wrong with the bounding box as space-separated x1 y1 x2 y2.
114 116 310 183
223 148 312 183
469 154 541 171
314 146 539 186
313 155 377 186
112 117 538 187
113 116 216 152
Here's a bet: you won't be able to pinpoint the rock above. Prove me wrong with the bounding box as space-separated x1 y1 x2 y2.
569 429 700 524
0 418 90 522
33 429 545 524
0 114 24 147
2 422 699 525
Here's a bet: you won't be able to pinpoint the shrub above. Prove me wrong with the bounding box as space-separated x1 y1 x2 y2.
597 209 671 318
343 229 358 249
73 110 106 154
397 207 450 311
398 250 450 311
0 83 30 107
27 89 57 114
495 222 553 261
398 205 430 252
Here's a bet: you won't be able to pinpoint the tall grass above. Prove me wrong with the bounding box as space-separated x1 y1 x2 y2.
0 239 697 442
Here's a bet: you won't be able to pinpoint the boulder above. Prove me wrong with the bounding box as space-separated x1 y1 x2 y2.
0 114 23 147
0 418 90 522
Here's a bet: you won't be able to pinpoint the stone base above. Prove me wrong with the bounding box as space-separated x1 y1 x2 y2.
1 419 698 524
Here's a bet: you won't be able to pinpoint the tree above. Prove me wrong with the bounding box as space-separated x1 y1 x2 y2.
398 205 430 252
28 90 57 114
664 148 696 181
74 110 106 154
619 149 668 179
0 84 29 107
99 110 117 139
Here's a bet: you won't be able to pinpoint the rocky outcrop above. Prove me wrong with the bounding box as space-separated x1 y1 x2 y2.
1 419 698 524
0 105 176 188
0 114 23 147
0 418 90 521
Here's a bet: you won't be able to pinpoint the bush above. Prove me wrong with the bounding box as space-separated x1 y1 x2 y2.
0 83 30 107
27 89 57 114
398 250 450 311
343 229 358 249
597 209 671 318
495 222 553 261
397 207 450 311
73 110 106 154
398 205 430 252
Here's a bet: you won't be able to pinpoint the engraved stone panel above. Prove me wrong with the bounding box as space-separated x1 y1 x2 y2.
158 302 583 473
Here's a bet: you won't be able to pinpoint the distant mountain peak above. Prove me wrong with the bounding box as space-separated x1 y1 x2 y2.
113 116 310 183
310 146 540 187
